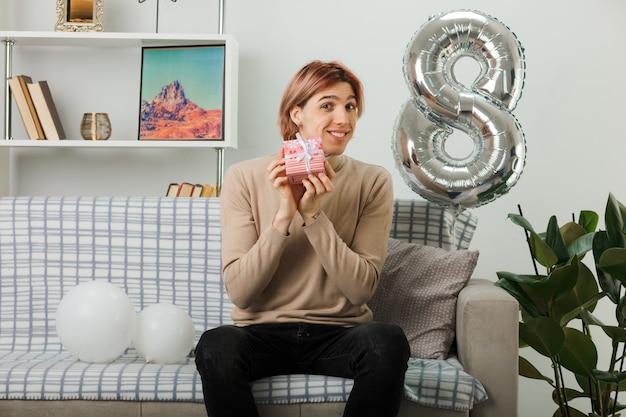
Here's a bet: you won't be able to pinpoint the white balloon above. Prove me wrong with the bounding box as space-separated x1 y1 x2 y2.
56 280 137 363
134 303 196 364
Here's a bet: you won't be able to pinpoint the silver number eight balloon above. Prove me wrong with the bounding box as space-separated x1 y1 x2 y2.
393 10 526 211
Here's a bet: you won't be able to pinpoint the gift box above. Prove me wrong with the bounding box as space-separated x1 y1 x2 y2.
283 133 325 184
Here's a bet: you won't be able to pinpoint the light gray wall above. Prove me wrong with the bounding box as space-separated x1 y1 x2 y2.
2 1 626 415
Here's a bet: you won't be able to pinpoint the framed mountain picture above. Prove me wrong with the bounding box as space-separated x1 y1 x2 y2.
139 45 226 140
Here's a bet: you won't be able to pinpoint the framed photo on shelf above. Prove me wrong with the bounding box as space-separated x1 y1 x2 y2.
55 0 104 32
139 45 226 141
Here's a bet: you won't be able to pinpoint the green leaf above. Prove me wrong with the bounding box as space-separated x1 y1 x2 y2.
558 328 598 377
546 216 570 264
553 261 601 325
575 372 626 396
606 193 626 248
561 222 587 247
530 231 559 269
600 248 626 286
600 325 626 344
507 213 536 234
567 232 595 261
506 212 570 268
551 406 590 417
551 389 589 417
617 296 626 326
593 231 622 303
574 373 596 396
496 271 543 286
531 260 578 302
580 307 604 326
593 369 626 384
580 372 626 413
579 210 599 234
519 355 554 383
557 387 588 401
559 293 604 327
520 317 564 358
495 276 545 318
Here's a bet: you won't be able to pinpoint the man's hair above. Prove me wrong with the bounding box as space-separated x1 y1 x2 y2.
278 61 364 141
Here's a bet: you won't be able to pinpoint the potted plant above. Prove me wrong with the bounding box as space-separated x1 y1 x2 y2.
496 193 626 417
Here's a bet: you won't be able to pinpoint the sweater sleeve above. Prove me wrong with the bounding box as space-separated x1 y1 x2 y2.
219 163 290 309
303 167 393 306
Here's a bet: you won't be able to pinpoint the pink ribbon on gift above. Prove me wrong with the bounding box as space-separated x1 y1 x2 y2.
292 133 324 174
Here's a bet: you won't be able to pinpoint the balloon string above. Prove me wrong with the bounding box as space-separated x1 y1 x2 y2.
451 215 457 250
446 206 463 250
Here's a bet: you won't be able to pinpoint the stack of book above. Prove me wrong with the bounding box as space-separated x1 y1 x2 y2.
166 182 218 197
8 75 66 140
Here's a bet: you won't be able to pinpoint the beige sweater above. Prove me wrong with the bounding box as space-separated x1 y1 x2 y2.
220 153 393 327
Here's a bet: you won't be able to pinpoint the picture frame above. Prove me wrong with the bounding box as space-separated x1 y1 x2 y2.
139 45 226 141
55 0 104 32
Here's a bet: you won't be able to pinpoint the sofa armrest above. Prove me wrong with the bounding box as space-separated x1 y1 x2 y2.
456 279 519 417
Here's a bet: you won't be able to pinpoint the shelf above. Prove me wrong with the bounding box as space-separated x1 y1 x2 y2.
2 30 238 149
0 140 228 148
0 31 238 149
1 30 237 196
0 31 234 48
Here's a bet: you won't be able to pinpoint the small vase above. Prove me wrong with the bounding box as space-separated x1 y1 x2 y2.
80 113 111 140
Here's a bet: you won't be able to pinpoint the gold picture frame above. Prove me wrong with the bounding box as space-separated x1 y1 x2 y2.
55 0 104 32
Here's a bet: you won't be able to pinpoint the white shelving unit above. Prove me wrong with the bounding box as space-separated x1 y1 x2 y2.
1 30 238 196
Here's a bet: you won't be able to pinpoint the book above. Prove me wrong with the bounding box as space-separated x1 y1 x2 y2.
166 183 179 197
8 75 45 139
167 182 216 197
200 184 216 197
176 182 195 197
26 81 66 140
191 184 203 197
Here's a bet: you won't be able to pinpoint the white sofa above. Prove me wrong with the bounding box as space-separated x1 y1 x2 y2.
0 196 518 417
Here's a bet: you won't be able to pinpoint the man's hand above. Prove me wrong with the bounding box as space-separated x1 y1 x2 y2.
299 159 335 224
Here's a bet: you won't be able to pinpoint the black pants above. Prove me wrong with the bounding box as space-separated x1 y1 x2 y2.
195 321 410 417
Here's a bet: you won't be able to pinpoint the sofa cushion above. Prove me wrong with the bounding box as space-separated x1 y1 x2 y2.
0 351 486 411
369 238 479 359
0 196 232 355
